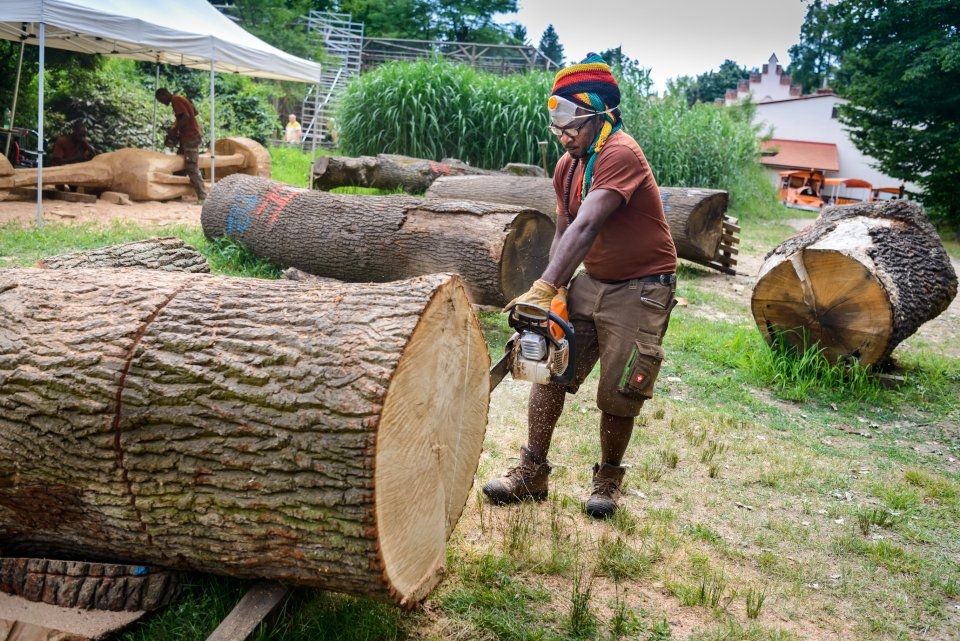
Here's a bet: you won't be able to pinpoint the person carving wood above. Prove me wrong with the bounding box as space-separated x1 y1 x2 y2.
155 87 207 202
483 53 679 519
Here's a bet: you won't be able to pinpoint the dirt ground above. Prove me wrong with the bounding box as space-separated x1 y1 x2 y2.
0 193 202 228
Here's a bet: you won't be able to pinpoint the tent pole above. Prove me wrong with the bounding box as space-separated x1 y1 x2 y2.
3 39 26 160
208 61 215 192
153 59 160 151
35 23 45 229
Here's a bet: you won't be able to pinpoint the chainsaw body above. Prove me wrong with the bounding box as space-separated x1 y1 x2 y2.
489 302 575 391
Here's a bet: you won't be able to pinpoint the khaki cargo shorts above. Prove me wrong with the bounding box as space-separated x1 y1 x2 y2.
562 271 677 417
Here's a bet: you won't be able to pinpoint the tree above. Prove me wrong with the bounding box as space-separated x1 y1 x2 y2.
678 59 749 106
828 0 960 231
339 0 432 40
538 24 564 66
428 0 518 42
786 0 839 93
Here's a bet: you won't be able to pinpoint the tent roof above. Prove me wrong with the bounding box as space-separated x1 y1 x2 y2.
0 0 322 83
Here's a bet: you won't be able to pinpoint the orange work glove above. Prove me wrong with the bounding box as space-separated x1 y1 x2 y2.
503 278 557 313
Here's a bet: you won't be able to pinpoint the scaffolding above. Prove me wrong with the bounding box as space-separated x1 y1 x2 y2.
301 11 363 147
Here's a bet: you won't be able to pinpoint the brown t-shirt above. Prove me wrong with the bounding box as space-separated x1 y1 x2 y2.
553 130 676 281
170 94 202 142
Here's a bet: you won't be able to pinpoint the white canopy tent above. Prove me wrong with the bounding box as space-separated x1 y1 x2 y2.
1 0 323 224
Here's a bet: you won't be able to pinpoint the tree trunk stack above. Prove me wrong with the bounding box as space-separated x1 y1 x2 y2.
0 268 490 607
201 174 555 307
424 174 738 274
310 153 543 193
751 200 957 366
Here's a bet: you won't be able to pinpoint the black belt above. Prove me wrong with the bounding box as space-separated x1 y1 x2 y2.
592 272 676 286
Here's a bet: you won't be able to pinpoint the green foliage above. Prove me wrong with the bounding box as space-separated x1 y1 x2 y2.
825 0 960 230
538 24 565 66
202 236 284 279
429 0 519 43
672 59 749 106
32 57 156 152
335 58 557 170
786 0 839 93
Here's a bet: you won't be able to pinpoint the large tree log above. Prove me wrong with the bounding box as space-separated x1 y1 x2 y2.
0 269 489 607
424 174 738 274
0 137 269 202
202 174 554 307
751 200 958 366
34 237 210 273
310 153 543 193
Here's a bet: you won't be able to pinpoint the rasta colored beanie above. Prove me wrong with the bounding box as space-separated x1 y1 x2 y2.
551 53 620 111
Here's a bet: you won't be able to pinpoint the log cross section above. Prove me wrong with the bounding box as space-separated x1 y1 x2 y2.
0 269 490 607
751 200 958 366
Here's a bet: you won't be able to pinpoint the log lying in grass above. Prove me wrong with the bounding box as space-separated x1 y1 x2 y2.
310 153 543 193
424 175 738 274
35 237 210 272
201 174 554 307
750 200 958 366
0 268 489 607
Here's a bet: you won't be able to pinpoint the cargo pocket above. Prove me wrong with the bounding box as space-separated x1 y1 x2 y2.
617 338 664 400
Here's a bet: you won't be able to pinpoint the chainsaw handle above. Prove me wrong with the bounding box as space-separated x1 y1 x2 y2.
547 311 576 386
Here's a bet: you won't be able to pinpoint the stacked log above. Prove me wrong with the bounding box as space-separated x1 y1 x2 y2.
751 200 957 366
310 153 543 193
201 174 555 307
0 268 489 607
423 174 738 274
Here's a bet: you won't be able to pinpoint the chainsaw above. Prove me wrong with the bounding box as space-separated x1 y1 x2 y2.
489 301 576 392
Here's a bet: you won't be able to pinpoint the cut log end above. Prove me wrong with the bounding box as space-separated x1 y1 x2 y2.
498 211 554 303
751 249 893 364
375 275 489 605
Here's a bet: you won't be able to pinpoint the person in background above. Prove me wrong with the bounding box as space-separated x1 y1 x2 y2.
50 121 96 166
155 87 206 202
482 53 678 519
284 114 302 144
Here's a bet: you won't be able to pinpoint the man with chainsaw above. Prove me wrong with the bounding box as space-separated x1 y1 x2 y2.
483 53 677 519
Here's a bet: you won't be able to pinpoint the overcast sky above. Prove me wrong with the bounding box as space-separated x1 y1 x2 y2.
499 0 810 93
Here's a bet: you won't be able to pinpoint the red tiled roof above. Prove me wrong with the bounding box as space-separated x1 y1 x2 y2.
760 138 840 172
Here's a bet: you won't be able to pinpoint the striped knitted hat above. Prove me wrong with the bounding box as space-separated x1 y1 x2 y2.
550 53 620 112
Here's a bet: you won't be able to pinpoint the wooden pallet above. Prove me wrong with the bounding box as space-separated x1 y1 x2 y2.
699 215 740 275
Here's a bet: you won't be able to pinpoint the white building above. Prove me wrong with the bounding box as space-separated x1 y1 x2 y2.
728 54 907 193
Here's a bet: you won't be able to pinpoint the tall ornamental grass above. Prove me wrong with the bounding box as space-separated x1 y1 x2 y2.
335 58 557 170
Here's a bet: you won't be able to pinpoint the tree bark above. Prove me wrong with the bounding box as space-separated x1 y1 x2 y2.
424 175 738 274
0 558 179 612
751 200 958 366
202 174 555 308
0 268 490 607
34 237 209 273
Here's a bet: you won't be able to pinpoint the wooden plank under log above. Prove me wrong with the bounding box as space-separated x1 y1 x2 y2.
750 200 957 366
0 269 489 607
201 174 555 307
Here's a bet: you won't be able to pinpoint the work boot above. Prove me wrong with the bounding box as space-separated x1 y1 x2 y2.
584 462 626 519
482 446 551 505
